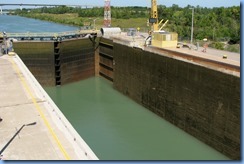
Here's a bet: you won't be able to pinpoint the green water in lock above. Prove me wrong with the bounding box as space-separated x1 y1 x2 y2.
44 77 229 160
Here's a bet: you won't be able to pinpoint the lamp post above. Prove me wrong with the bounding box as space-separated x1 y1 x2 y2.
189 8 194 44
0 122 36 155
89 18 99 30
93 18 99 30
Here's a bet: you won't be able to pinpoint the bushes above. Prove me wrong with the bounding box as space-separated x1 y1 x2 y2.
209 42 225 50
225 44 240 53
208 42 240 53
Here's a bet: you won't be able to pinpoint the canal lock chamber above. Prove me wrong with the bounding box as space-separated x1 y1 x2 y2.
13 37 240 160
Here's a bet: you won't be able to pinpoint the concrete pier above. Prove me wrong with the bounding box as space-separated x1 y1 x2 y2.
0 54 98 160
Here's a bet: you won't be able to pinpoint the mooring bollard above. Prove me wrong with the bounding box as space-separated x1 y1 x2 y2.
223 54 227 59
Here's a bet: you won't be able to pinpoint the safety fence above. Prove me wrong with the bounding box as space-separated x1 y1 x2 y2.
5 30 99 41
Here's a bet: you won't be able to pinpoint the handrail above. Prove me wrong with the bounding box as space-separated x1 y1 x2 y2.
6 30 98 38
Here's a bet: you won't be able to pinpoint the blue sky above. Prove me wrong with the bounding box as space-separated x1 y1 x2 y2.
0 0 240 8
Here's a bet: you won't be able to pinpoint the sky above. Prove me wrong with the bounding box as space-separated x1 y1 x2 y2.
0 0 241 8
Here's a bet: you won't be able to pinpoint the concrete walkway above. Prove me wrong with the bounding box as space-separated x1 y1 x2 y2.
144 45 240 77
0 54 98 160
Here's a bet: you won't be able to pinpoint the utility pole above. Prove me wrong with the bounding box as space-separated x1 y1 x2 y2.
190 8 194 44
93 18 99 30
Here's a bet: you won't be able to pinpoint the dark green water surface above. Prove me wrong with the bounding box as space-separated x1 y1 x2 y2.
44 77 229 160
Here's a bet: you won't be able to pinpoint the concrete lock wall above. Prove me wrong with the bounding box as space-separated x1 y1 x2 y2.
113 43 240 160
13 38 95 86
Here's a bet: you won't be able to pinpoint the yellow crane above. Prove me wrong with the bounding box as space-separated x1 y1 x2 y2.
150 0 158 31
148 0 178 48
149 0 169 32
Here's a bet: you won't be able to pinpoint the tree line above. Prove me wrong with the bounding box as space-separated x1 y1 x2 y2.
14 4 240 44
158 4 240 44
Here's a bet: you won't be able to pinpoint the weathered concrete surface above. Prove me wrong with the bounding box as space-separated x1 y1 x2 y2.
113 42 240 160
0 54 98 160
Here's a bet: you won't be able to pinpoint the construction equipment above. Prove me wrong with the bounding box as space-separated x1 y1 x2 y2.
147 0 178 48
149 0 170 31
149 0 158 31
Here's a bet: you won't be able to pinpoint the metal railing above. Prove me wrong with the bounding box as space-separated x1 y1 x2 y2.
7 30 98 38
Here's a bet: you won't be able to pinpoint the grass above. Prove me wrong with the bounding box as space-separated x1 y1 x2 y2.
22 13 84 26
20 13 150 32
